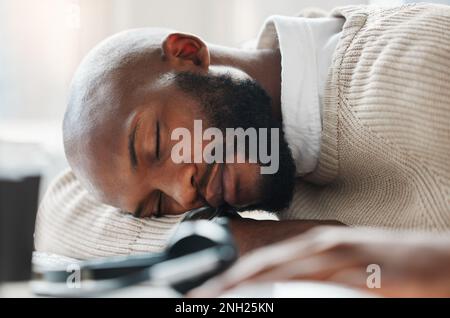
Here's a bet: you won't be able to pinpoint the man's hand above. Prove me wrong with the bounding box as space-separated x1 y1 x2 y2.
228 217 343 255
189 226 450 297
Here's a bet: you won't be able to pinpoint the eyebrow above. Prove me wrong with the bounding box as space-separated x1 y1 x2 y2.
128 120 140 170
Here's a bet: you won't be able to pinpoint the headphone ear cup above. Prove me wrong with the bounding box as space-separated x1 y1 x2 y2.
167 233 217 259
166 220 234 259
166 220 237 294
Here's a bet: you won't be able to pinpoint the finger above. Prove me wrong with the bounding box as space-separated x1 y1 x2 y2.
234 253 361 283
189 252 362 297
188 252 282 298
189 229 359 298
328 268 377 291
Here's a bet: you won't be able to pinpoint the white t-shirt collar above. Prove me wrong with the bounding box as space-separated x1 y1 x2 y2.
256 15 343 175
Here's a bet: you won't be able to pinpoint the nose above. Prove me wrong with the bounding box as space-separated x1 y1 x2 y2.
158 162 203 214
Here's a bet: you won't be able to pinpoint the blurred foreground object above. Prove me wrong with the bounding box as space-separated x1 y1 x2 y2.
0 141 42 282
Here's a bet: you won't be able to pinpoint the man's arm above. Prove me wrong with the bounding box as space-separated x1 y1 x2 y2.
190 226 450 297
229 218 344 255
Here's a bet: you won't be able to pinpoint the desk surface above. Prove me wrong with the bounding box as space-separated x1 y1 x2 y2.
1 281 373 298
0 282 178 298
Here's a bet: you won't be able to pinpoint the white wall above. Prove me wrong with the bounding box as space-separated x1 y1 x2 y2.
108 0 367 47
0 0 367 121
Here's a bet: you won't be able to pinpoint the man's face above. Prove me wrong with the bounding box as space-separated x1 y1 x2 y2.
73 72 296 217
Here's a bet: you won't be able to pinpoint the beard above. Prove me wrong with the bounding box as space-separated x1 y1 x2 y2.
173 71 296 213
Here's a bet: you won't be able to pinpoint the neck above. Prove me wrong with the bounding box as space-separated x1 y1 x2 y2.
208 44 282 122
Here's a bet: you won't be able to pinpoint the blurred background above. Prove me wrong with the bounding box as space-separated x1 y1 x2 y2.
1 0 449 290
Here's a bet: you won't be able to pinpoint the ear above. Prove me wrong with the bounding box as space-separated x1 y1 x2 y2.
162 33 210 70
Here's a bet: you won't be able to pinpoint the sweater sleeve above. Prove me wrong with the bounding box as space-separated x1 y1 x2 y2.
34 169 184 260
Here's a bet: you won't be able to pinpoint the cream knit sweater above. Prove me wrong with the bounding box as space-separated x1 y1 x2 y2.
35 4 450 259
283 4 450 231
34 169 184 259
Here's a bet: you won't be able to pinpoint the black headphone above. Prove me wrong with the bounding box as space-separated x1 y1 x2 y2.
32 206 238 296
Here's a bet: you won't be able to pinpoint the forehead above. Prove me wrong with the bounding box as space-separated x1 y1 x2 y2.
73 109 130 205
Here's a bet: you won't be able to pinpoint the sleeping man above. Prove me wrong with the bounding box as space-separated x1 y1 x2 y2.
36 4 450 296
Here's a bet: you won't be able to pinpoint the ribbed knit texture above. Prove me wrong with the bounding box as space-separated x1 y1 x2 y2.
34 169 185 260
284 4 450 231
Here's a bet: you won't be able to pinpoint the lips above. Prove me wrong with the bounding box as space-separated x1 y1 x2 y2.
200 163 240 208
203 163 225 207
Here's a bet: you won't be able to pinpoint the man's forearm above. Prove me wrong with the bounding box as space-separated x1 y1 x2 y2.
229 218 344 255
